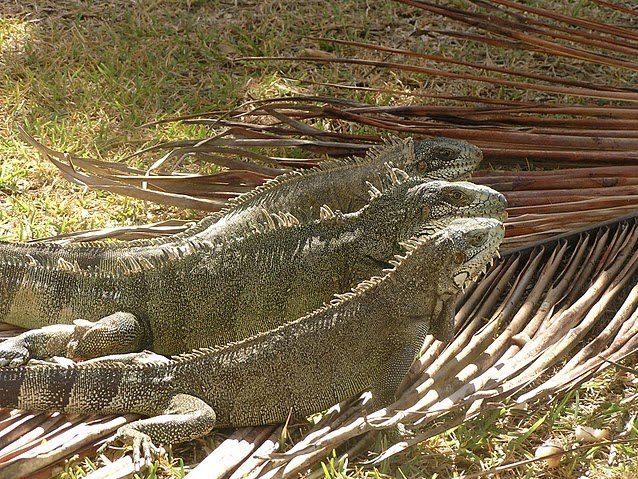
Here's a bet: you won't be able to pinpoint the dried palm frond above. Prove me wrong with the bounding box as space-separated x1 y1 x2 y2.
17 0 638 248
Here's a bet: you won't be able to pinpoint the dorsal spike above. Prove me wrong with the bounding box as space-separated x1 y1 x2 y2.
264 209 276 230
56 257 81 273
366 181 382 200
392 167 410 183
272 213 286 228
283 212 300 227
319 205 335 220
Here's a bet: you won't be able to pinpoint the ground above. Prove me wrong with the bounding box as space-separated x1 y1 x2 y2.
1 1 637 477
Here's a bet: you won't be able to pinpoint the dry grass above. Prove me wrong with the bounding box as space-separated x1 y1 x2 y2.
1 0 638 478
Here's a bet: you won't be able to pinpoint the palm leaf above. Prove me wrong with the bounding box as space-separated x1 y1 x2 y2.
2 213 637 478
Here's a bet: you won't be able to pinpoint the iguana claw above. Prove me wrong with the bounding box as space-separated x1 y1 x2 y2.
98 429 161 471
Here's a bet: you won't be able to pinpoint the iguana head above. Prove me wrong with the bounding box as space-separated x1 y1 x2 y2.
409 138 483 181
358 177 506 267
368 137 481 182
397 217 504 295
409 179 507 236
428 217 504 340
440 217 505 293
386 217 503 342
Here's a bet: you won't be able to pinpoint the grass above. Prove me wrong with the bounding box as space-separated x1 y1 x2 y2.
1 0 638 478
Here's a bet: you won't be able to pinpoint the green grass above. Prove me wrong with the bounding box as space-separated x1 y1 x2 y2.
1 1 638 478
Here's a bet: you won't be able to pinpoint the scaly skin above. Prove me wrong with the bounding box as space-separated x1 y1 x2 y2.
0 174 506 365
0 217 504 468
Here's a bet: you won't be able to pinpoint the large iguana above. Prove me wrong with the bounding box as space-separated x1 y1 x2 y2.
18 137 482 253
0 174 506 366
0 217 504 468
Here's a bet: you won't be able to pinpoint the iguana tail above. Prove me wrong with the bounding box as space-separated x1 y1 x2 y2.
0 362 145 414
0 359 217 463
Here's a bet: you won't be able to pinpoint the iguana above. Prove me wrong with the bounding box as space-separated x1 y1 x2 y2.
183 136 484 240
0 217 504 468
0 137 481 329
18 137 482 253
0 174 506 366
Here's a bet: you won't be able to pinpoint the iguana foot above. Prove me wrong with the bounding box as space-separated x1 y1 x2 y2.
0 340 30 368
70 312 150 360
98 428 161 471
98 394 217 470
0 324 77 367
0 313 150 367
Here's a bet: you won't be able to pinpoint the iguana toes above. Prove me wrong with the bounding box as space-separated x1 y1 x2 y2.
0 175 506 366
0 217 504 468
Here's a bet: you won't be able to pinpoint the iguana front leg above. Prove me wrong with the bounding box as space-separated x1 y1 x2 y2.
0 312 150 367
0 324 77 367
98 394 217 470
369 303 455 408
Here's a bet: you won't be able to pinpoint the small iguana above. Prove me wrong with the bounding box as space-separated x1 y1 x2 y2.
0 174 506 366
0 217 504 468
185 136 484 240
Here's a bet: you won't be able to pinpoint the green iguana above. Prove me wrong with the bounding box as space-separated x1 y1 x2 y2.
0 174 506 366
184 136 483 240
18 137 482 253
0 217 504 468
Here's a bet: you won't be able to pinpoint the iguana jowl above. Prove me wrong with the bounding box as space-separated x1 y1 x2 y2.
0 217 504 467
0 174 506 365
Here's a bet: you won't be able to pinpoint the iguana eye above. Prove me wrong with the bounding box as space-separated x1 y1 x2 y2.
467 231 488 246
448 190 465 202
436 147 457 160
